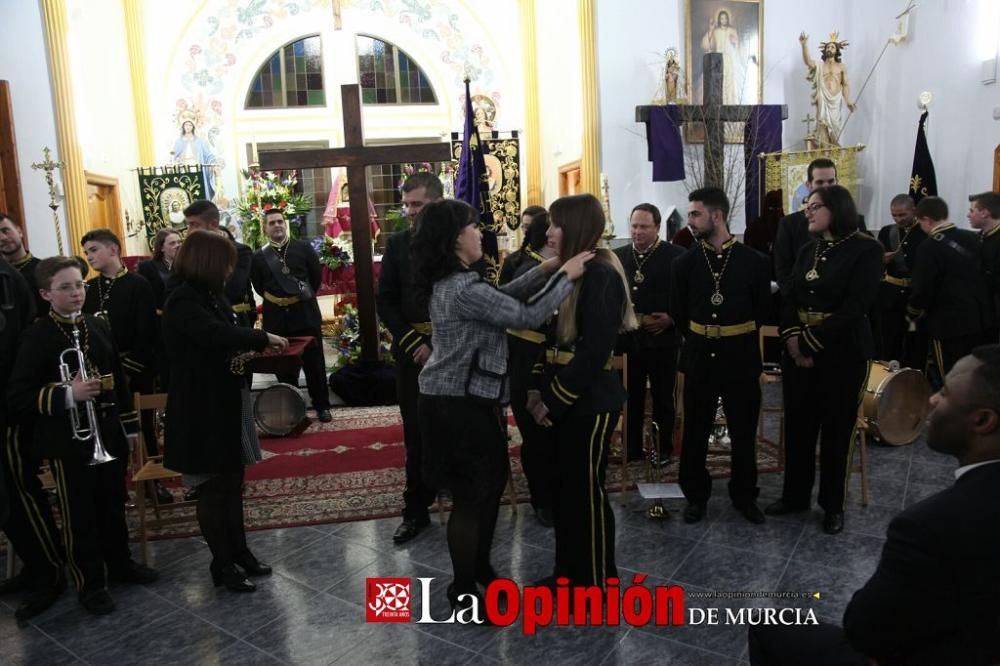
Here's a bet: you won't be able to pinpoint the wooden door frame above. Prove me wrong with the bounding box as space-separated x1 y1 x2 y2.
0 81 27 247
85 171 125 242
559 160 582 197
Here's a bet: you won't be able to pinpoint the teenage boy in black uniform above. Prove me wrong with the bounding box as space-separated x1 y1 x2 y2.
875 194 927 367
0 257 67 621
250 209 332 422
968 191 1000 344
8 256 158 615
614 203 685 464
907 197 989 387
670 187 771 525
376 172 442 544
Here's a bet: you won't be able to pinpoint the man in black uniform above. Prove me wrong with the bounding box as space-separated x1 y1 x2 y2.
907 196 989 388
0 257 67 620
671 187 770 525
875 194 927 367
968 191 1000 344
614 203 684 463
376 172 442 543
9 257 158 615
184 200 258 329
0 213 46 316
250 209 331 422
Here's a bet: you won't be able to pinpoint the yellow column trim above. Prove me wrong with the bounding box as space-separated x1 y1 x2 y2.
519 0 542 206
124 0 155 166
39 0 89 254
578 0 601 196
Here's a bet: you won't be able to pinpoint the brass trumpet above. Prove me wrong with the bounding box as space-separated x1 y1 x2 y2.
59 327 116 465
643 421 669 520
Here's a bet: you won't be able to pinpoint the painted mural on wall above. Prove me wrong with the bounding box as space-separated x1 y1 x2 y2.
169 0 501 203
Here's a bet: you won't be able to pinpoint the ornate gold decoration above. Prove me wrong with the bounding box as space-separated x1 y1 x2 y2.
30 147 65 255
451 136 521 232
760 145 864 216
137 166 207 249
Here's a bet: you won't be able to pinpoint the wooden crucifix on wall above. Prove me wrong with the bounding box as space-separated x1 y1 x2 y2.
636 52 788 189
260 84 451 360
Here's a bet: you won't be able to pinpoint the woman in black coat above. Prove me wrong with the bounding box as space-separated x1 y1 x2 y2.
163 230 288 592
138 228 181 390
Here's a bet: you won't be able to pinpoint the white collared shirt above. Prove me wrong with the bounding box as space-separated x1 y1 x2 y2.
954 459 1000 480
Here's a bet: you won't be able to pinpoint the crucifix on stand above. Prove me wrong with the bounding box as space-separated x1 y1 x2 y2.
636 52 788 189
261 84 451 360
31 146 66 255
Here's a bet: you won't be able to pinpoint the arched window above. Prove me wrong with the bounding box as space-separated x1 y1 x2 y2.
246 35 325 109
356 35 437 105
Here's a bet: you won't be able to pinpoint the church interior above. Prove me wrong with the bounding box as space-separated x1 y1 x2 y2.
1 0 1000 663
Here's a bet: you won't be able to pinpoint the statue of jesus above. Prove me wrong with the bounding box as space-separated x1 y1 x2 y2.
800 32 856 146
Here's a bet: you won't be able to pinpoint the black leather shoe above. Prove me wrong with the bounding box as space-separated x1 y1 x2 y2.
14 577 66 622
764 499 809 516
534 506 554 528
737 502 766 524
234 551 272 577
154 482 174 505
79 589 116 615
317 409 333 423
475 565 500 588
0 571 28 595
184 486 202 502
683 503 707 524
393 516 430 544
109 561 159 585
823 512 845 535
211 564 256 592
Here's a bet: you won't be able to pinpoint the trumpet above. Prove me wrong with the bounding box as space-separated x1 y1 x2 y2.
643 421 669 520
59 327 116 465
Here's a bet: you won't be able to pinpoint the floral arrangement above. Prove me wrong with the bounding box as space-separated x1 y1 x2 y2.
235 169 311 249
327 304 394 371
311 234 353 271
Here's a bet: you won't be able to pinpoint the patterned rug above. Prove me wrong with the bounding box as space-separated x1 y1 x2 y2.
129 406 781 540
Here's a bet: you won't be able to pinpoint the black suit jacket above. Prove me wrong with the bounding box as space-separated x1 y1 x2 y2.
843 461 1000 665
250 239 323 334
376 229 430 360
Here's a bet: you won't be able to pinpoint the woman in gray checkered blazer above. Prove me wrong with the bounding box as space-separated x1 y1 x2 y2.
411 199 592 617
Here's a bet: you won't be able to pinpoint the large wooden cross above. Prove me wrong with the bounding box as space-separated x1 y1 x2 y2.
636 52 787 188
261 84 452 360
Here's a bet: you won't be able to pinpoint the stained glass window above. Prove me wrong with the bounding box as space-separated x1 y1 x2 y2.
246 36 325 109
357 35 437 105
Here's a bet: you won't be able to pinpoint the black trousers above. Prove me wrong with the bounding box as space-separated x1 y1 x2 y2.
1 423 63 588
878 306 927 370
551 408 619 587
748 623 870 665
928 334 980 390
396 356 436 521
679 370 760 506
781 355 869 513
625 346 678 461
509 346 555 511
49 456 132 593
194 467 249 570
274 330 331 410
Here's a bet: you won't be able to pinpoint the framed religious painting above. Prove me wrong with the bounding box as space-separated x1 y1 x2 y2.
685 0 764 143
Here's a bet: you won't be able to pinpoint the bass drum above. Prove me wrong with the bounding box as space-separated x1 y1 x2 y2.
254 383 309 437
862 361 931 445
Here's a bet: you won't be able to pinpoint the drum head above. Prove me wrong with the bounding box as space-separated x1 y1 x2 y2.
254 383 307 436
875 368 931 445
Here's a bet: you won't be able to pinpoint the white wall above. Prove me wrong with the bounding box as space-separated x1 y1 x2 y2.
535 0 583 205
596 0 1000 236
0 0 68 257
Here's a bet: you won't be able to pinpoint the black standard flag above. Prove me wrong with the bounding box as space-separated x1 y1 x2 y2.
909 111 937 203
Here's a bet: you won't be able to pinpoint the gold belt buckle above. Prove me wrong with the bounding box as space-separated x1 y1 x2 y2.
704 324 722 339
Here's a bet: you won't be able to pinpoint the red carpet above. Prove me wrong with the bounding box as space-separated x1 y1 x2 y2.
129 406 780 540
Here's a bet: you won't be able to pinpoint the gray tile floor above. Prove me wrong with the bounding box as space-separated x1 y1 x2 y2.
1 431 955 665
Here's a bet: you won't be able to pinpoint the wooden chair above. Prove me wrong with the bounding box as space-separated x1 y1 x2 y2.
130 392 196 563
852 407 872 507
610 354 633 503
757 325 785 470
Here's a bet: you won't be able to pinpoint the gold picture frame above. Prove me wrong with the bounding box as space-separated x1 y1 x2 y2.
685 0 764 144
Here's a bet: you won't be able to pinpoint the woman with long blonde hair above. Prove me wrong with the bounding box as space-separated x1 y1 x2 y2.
528 193 636 590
